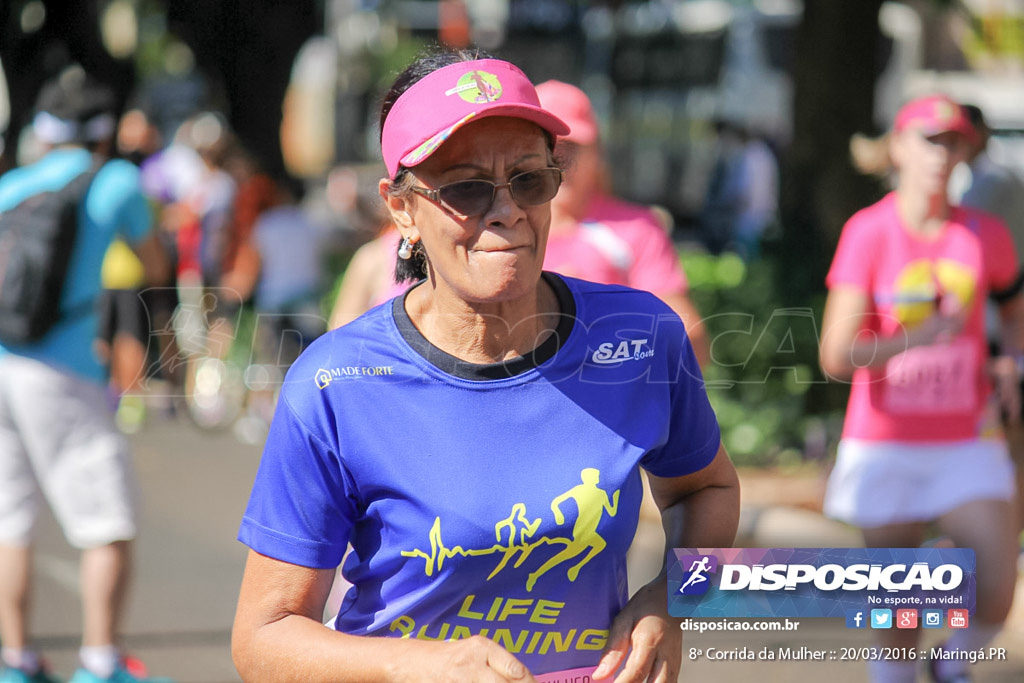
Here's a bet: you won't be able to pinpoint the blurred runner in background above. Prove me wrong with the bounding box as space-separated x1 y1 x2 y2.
821 94 1021 683
0 67 172 683
535 79 709 367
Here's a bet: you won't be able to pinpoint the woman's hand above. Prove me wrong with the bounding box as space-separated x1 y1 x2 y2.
821 286 968 378
234 551 537 683
393 636 538 683
589 445 739 682
988 354 1022 425
905 308 966 348
592 577 680 683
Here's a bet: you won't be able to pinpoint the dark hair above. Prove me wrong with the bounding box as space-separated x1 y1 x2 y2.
961 103 989 139
379 47 493 142
382 48 494 283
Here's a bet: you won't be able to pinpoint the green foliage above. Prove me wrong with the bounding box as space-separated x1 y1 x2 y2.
681 249 846 467
964 12 1024 62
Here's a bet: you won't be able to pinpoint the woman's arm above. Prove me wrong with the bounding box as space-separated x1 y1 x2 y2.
232 550 538 683
818 284 965 380
990 292 1024 424
659 291 710 369
328 243 380 331
592 444 740 682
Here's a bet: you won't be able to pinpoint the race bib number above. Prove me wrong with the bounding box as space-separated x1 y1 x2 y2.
535 665 599 682
882 340 978 414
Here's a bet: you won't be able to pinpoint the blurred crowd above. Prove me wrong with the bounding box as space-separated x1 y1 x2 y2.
42 75 784 444
93 103 389 440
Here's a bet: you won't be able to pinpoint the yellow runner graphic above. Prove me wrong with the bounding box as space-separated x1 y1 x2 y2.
401 469 619 592
526 468 619 591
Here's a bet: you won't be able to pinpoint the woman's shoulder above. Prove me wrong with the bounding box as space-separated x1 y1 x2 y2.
284 305 398 384
554 273 675 318
845 193 895 229
953 204 1010 233
92 158 144 201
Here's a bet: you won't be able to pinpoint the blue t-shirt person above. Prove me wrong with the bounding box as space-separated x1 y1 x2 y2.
239 274 720 675
0 147 153 383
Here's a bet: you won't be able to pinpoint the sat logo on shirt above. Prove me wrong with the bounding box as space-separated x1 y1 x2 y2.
590 338 654 364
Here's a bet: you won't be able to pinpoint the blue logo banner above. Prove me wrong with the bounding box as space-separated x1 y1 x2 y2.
667 548 975 618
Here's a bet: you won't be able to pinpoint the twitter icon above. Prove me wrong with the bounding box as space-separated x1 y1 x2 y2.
871 609 892 629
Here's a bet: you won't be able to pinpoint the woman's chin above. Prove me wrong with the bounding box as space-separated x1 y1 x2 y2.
457 257 544 304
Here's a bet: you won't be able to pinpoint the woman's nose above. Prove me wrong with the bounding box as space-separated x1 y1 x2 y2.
485 182 524 222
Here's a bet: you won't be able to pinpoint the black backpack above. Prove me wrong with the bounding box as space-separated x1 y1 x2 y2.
0 159 104 345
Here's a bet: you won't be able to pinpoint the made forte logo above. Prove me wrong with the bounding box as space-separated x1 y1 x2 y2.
315 366 395 389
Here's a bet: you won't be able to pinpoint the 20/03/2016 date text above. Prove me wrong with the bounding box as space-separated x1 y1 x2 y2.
841 647 1007 662
687 647 1008 662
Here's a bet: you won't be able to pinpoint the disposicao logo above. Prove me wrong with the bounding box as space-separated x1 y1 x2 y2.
668 548 976 619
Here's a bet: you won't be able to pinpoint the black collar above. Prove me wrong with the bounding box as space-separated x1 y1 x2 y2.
392 272 576 381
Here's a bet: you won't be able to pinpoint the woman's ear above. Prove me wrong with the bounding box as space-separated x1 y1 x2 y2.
379 177 416 233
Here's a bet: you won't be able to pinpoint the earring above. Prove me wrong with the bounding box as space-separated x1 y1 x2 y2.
398 237 413 260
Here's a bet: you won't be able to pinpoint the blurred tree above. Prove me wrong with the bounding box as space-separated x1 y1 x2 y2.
778 0 888 303
0 0 135 173
0 0 319 176
165 0 321 176
780 0 962 300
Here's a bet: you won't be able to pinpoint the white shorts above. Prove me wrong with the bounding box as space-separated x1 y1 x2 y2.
0 355 138 548
823 438 1016 528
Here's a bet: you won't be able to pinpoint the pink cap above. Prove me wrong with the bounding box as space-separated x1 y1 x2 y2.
381 59 570 178
893 94 977 143
535 80 599 145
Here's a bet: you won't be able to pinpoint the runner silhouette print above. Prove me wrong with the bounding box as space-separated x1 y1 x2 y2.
400 468 620 591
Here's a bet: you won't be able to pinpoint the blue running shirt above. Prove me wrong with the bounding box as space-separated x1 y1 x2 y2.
239 274 721 674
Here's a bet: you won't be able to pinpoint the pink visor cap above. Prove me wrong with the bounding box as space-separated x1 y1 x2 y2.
893 94 977 143
381 59 570 178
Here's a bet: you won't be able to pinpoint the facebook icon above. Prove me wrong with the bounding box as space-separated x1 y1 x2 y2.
845 609 866 629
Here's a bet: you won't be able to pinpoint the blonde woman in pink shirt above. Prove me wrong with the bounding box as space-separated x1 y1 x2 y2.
820 95 1022 683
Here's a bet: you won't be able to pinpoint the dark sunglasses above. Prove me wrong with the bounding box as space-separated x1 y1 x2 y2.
410 167 563 216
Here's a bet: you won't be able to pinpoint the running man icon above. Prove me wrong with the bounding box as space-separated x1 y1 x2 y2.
678 555 717 595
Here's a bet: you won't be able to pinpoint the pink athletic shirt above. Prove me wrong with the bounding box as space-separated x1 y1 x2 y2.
826 193 1018 442
543 194 688 296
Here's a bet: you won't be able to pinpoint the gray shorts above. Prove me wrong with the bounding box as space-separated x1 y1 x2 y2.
0 354 138 548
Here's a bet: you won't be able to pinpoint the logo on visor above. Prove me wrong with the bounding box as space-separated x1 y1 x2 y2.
446 70 503 103
934 100 955 123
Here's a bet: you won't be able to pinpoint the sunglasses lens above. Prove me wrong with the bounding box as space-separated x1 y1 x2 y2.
510 168 562 206
432 168 562 215
438 180 494 215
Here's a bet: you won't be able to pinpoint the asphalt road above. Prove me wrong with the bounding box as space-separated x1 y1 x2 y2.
26 416 1024 682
